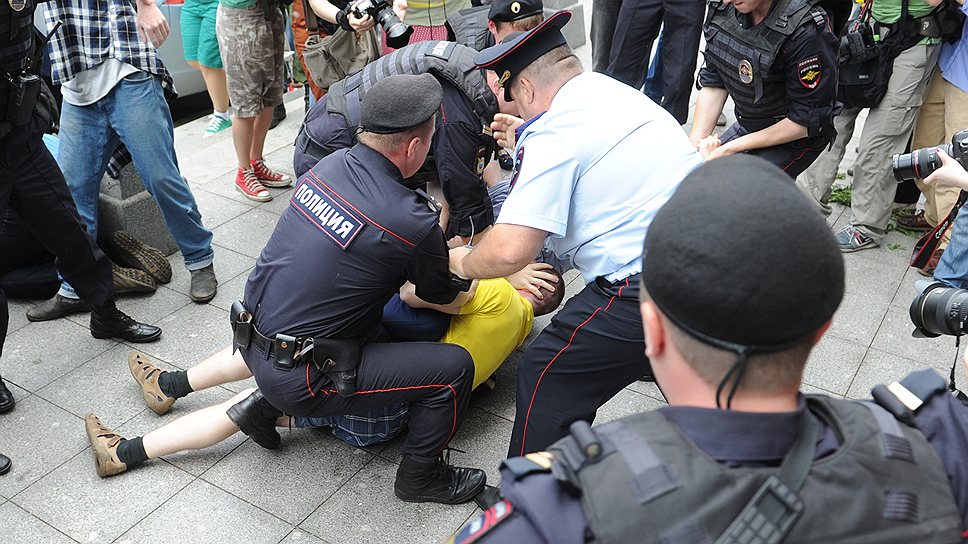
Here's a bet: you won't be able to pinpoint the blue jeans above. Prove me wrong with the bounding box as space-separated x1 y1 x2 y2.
642 30 664 102
935 208 968 288
56 71 214 297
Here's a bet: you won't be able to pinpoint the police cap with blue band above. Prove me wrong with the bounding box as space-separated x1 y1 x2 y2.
360 74 443 135
474 10 571 102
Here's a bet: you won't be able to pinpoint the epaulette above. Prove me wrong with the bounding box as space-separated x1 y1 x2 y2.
501 451 554 481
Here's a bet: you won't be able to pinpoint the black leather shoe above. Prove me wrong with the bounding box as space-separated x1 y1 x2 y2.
90 303 162 343
26 294 89 322
0 378 14 414
0 453 10 476
473 485 502 510
189 264 218 303
226 390 282 449
394 454 486 504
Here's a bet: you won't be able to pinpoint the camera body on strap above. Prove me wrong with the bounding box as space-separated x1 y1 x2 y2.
230 300 361 396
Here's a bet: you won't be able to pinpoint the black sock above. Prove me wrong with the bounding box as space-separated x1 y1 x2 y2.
116 436 148 468
158 370 194 399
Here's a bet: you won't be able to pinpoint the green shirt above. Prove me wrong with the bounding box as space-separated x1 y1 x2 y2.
872 0 941 44
404 0 471 28
221 0 258 9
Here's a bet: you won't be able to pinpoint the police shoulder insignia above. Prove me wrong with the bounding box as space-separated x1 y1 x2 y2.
290 178 366 250
797 56 822 89
508 146 525 191
447 499 515 544
475 147 487 176
738 59 754 84
502 451 554 480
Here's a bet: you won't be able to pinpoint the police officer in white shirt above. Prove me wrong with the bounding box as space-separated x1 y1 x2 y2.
450 11 704 457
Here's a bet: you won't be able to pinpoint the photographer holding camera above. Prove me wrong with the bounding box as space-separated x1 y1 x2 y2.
914 145 968 288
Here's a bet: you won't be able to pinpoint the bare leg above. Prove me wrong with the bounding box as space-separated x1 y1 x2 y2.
198 65 230 113
232 114 258 170
142 388 254 458
249 106 275 162
185 346 252 391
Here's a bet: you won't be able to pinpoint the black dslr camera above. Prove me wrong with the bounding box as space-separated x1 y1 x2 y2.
352 0 413 49
910 280 968 338
893 129 968 182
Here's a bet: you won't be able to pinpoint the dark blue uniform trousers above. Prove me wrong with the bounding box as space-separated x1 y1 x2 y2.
508 275 651 457
247 341 474 456
606 0 705 124
720 123 829 179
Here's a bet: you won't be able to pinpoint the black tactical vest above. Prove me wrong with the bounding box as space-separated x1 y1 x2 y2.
703 0 827 122
0 1 36 75
446 6 492 51
549 396 963 544
327 40 497 132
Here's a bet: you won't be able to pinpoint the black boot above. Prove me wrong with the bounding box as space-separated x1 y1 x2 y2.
0 377 14 414
226 390 282 449
0 453 10 475
394 453 486 504
90 302 162 343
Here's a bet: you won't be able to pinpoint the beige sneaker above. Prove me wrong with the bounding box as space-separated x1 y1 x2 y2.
128 353 175 415
84 414 128 478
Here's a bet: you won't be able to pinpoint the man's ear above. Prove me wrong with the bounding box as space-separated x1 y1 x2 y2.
487 19 499 38
641 301 666 360
406 135 422 160
517 76 536 105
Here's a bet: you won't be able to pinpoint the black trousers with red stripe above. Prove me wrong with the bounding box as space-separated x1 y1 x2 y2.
245 341 474 457
508 275 652 457
720 123 829 179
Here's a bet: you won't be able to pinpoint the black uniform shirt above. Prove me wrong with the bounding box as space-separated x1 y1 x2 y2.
243 144 460 341
467 393 968 542
698 7 839 132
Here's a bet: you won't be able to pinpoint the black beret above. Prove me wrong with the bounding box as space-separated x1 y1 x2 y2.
489 0 543 22
474 10 570 102
641 156 844 351
360 74 443 134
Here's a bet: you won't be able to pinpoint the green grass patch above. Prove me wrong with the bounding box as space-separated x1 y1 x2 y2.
887 243 905 251
829 185 851 206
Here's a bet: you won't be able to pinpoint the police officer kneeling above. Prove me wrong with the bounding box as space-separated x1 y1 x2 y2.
451 156 968 542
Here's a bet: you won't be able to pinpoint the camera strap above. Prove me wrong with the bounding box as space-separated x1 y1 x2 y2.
910 189 968 270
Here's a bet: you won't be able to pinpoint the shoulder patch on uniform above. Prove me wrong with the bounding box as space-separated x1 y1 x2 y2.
427 41 456 61
475 146 487 176
798 55 822 89
447 499 515 544
508 146 525 191
290 179 366 250
502 452 553 480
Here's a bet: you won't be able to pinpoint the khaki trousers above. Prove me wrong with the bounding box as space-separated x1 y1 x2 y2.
796 44 940 242
910 68 968 247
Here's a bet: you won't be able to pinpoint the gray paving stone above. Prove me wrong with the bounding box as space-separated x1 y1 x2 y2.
13 451 194 544
842 248 906 297
871 302 958 372
6 298 32 335
198 169 265 207
0 502 77 544
0 396 87 498
281 528 329 544
36 344 153 424
300 456 476 544
207 268 252 313
258 183 297 216
192 186 258 230
125 303 233 369
212 207 282 259
625 379 664 402
118 479 292 544
596 388 665 424
0 318 114 393
165 244 256 298
846 348 948 400
116 383 249 477
827 288 891 347
113 285 193 327
802 334 869 396
201 430 372 524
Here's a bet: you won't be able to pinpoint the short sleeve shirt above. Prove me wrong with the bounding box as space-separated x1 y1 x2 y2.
497 72 703 284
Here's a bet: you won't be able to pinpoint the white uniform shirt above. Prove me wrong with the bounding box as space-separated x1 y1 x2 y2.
497 72 703 285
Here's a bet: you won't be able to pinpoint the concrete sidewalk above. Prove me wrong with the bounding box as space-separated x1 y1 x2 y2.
1 6 959 543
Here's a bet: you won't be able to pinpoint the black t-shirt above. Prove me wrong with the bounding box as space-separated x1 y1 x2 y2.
243 143 459 341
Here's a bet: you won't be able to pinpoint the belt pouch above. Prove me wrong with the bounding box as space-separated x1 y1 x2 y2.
310 337 361 396
273 333 298 370
230 300 253 353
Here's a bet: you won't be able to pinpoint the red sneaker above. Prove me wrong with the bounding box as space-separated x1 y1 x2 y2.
250 159 292 188
235 168 271 202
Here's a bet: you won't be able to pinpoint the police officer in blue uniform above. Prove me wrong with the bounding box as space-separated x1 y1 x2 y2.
450 156 968 543
688 0 841 178
230 74 486 505
452 11 703 457
0 0 161 478
294 40 511 240
445 0 544 52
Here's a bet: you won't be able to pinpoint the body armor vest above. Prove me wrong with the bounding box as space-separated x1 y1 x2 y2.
550 396 962 544
446 6 492 51
327 40 497 131
703 0 827 122
0 1 36 75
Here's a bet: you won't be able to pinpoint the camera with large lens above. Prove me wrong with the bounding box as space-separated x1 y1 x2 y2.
910 280 968 337
352 0 413 49
893 129 968 182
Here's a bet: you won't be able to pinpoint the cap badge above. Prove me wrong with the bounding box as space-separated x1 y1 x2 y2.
738 59 753 84
498 70 511 87
510 1 521 13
